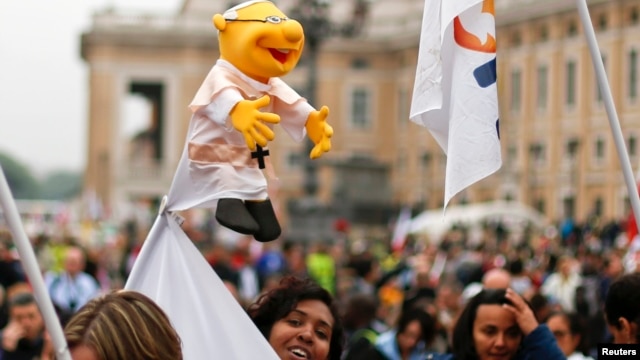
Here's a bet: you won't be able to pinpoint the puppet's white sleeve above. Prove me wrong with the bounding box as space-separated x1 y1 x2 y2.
278 101 314 142
197 88 243 131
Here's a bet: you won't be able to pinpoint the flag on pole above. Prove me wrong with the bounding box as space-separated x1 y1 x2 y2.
410 0 502 208
625 168 640 244
626 180 640 244
391 206 412 251
125 210 279 359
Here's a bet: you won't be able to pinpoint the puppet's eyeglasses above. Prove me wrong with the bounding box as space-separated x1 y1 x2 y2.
226 15 288 24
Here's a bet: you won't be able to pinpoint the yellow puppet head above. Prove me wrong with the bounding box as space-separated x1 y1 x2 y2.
213 1 305 83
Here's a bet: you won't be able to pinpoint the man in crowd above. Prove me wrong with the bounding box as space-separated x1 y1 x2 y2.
0 292 47 360
481 267 512 289
0 235 25 292
45 246 100 318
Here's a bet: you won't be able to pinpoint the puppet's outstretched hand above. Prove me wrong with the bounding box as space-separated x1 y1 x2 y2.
230 95 281 150
305 106 333 159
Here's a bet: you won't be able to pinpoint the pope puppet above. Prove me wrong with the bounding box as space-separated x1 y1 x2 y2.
166 0 333 242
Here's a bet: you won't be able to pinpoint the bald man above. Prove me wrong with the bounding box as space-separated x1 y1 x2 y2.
45 246 100 314
482 268 512 289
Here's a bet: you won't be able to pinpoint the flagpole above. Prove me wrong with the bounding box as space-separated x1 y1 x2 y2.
0 166 71 360
576 0 640 230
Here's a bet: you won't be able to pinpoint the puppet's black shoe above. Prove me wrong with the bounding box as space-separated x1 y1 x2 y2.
245 199 281 242
215 198 259 235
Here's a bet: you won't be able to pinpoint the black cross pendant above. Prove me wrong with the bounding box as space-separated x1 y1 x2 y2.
251 145 270 169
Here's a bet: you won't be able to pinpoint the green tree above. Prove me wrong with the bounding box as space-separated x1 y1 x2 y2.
40 171 82 200
0 151 41 199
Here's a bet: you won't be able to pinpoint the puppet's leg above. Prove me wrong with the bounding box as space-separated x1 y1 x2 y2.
215 198 260 235
245 199 281 242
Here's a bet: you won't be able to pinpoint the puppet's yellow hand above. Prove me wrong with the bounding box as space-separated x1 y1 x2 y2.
305 106 333 159
230 95 281 150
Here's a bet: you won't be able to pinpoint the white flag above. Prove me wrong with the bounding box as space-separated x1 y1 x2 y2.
125 213 279 360
410 0 502 208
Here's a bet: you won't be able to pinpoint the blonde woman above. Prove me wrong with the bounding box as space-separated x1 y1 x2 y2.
63 291 182 360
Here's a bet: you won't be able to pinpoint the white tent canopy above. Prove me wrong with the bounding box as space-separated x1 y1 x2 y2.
409 200 549 244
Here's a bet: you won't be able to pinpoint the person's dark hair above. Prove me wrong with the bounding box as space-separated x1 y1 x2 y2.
604 272 640 343
508 259 524 275
451 288 522 360
545 311 590 355
547 254 558 274
396 307 437 346
247 275 344 360
528 292 549 323
529 292 547 311
342 293 378 331
8 291 36 308
348 257 374 279
282 240 298 253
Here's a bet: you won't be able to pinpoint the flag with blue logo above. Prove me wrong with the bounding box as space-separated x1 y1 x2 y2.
410 0 502 208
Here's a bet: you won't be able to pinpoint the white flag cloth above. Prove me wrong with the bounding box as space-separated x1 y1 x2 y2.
125 213 279 360
410 0 502 207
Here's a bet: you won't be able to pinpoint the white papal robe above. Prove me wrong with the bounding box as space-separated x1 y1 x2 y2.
167 59 314 212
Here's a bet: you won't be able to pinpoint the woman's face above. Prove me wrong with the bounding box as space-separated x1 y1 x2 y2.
268 299 334 360
546 314 579 356
472 304 522 360
70 344 100 360
397 320 422 354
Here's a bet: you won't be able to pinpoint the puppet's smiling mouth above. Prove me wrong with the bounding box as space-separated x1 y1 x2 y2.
269 48 289 63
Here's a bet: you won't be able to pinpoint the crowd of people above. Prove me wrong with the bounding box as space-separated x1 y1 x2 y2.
0 213 640 359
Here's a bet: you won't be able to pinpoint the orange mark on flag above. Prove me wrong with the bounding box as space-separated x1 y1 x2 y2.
454 0 496 53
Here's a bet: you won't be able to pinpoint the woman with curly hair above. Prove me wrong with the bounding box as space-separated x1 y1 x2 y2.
247 275 344 360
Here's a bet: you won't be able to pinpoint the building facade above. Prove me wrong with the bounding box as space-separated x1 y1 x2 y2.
81 0 640 238
496 0 640 223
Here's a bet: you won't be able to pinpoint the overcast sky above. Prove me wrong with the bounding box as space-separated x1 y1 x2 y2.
0 0 181 177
